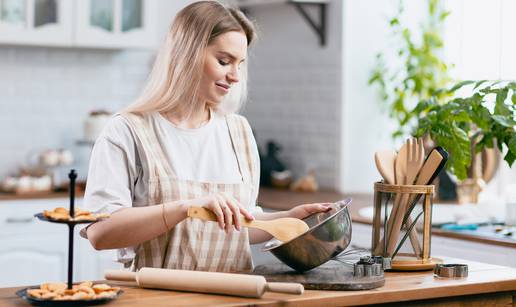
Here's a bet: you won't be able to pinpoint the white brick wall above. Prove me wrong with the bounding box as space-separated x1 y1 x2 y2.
241 1 343 189
0 46 153 179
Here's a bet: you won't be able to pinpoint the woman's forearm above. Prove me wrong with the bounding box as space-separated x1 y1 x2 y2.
86 201 188 250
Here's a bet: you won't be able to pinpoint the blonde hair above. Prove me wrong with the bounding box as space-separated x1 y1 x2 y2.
124 1 256 117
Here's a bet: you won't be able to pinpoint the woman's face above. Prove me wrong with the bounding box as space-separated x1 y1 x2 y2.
200 31 248 107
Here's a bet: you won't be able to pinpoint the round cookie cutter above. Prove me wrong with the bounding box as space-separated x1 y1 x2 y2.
434 264 468 278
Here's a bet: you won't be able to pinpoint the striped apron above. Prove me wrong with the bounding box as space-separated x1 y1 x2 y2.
121 112 257 272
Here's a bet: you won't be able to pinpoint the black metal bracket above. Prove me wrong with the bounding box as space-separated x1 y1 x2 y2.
288 1 327 46
239 1 328 47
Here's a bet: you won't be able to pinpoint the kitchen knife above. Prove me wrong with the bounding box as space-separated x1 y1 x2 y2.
401 146 448 223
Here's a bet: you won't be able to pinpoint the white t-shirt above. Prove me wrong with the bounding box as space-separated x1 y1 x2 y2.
83 110 261 264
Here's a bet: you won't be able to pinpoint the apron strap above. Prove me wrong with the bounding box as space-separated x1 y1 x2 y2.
225 114 256 185
120 112 175 201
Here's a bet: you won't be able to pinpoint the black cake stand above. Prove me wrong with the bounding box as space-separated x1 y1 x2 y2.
34 169 89 289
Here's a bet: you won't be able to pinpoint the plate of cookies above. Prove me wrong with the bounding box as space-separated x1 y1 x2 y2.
16 281 122 306
35 207 110 224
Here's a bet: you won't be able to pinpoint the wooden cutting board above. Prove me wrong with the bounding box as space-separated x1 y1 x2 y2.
253 262 385 290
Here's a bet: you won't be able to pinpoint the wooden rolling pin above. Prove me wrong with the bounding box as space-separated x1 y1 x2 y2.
105 268 304 298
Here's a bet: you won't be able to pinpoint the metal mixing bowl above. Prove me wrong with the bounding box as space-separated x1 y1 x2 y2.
262 198 353 272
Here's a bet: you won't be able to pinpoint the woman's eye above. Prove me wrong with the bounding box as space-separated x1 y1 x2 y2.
218 59 229 66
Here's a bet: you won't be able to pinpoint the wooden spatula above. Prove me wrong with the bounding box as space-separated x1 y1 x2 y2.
187 207 309 242
374 149 397 185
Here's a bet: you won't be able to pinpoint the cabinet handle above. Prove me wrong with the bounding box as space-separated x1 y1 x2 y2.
6 217 34 224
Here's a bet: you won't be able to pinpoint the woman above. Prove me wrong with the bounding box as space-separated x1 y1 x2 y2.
83 1 330 273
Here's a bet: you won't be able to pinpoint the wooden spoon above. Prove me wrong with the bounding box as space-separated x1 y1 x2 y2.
374 149 397 185
373 141 409 255
187 207 309 242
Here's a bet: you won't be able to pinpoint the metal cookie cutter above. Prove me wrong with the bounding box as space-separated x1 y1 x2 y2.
353 256 387 278
434 264 468 278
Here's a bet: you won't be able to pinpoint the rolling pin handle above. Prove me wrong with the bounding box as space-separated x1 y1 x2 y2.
265 282 304 295
105 270 137 282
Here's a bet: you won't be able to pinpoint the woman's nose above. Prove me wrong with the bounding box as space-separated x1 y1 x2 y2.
227 66 240 83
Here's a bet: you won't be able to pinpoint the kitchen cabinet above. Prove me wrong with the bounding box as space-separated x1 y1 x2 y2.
0 0 157 48
0 198 122 287
0 0 73 46
75 0 157 48
0 232 67 287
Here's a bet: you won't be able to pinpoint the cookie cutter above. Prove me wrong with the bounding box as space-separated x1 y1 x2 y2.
434 264 468 278
353 256 389 277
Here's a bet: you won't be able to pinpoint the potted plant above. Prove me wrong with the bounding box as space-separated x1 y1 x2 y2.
412 81 516 203
369 0 516 203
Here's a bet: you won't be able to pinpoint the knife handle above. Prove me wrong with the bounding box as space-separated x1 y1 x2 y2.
414 147 447 186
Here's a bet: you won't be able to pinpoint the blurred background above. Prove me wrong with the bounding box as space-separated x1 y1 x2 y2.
0 0 515 287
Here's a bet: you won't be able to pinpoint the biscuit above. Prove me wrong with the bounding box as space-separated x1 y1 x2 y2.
26 281 119 301
42 207 110 222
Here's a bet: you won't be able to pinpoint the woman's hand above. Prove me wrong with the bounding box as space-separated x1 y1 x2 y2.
288 203 332 220
185 193 254 233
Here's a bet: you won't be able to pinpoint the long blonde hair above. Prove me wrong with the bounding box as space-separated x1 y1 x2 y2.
124 1 256 117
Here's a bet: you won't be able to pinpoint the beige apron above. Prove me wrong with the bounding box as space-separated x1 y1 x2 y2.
121 112 258 272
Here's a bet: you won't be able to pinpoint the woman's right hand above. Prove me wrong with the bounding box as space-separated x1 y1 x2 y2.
185 193 254 233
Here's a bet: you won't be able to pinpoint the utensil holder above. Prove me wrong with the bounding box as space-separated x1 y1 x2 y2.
371 182 441 271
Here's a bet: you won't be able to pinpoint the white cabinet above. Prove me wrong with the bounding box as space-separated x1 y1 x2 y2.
0 0 157 48
0 232 67 287
0 198 122 288
75 0 156 48
0 0 73 46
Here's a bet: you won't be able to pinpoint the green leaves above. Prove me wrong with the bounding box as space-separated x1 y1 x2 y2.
492 115 516 127
495 88 511 116
510 135 516 155
505 134 516 166
369 0 453 138
449 80 475 93
368 0 516 180
412 81 516 180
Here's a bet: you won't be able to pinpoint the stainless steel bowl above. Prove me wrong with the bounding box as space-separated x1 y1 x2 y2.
262 198 353 272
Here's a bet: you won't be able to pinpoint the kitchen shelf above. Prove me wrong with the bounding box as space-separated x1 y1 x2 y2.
238 0 328 46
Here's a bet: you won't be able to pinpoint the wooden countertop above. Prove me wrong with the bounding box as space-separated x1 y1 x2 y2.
1 258 515 306
257 187 516 249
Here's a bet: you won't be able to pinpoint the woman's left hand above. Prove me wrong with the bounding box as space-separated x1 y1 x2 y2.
288 203 332 220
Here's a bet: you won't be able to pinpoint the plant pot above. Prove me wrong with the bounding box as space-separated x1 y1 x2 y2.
455 146 500 204
423 133 501 204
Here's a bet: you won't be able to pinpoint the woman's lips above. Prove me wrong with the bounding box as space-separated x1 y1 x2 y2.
216 83 229 93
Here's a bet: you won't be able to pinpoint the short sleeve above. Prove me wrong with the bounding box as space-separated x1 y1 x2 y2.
83 116 140 215
80 116 140 265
